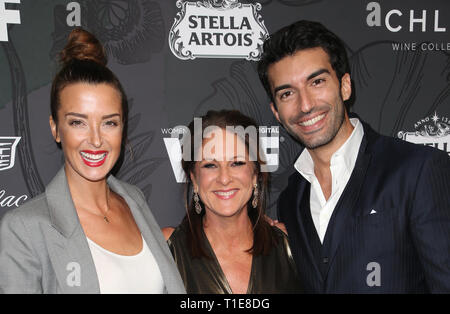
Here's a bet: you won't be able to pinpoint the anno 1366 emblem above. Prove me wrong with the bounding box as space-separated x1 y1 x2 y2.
397 112 450 155
169 0 269 61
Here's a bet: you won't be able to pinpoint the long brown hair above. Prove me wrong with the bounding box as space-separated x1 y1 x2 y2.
181 110 277 259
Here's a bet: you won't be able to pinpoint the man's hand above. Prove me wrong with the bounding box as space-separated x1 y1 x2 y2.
264 215 288 235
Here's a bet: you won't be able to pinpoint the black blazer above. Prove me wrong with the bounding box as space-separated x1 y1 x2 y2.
278 119 450 293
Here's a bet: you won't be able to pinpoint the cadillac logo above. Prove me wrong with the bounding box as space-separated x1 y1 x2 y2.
169 0 269 61
0 136 21 171
397 112 450 155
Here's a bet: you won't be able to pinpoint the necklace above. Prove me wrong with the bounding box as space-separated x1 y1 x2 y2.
102 189 111 223
81 189 112 223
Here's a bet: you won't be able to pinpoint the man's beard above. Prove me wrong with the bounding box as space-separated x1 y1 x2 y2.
285 99 346 150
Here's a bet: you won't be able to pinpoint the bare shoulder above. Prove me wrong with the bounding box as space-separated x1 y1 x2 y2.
161 227 175 241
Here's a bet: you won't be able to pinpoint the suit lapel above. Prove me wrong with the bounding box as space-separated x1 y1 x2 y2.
323 128 373 276
289 174 325 283
42 226 100 293
45 167 100 293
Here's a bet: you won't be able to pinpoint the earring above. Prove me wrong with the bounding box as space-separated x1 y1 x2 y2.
193 190 202 214
252 183 259 208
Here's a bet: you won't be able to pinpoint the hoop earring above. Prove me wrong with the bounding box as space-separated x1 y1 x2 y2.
193 191 202 214
252 183 259 208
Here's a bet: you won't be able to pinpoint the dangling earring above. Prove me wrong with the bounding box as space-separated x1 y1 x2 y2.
252 183 259 208
193 190 202 214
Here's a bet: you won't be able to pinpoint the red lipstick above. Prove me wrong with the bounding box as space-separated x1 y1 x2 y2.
80 150 108 167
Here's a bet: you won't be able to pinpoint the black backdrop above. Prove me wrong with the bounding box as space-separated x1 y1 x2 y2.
1 0 449 228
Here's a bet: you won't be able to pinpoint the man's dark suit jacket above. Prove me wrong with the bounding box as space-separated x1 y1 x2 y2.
278 118 450 293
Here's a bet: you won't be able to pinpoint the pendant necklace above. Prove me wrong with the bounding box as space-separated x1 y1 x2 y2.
103 189 111 223
83 189 111 223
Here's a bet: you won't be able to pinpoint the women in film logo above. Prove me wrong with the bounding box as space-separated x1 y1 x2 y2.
169 0 269 60
397 112 450 155
162 121 279 183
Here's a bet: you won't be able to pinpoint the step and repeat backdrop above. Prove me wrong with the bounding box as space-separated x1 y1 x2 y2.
1 0 449 227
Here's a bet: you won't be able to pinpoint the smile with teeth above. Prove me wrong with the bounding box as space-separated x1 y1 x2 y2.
214 189 238 199
299 113 326 127
80 151 107 162
80 151 108 167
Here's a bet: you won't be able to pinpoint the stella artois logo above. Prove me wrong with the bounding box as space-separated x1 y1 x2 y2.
169 0 269 61
397 112 450 155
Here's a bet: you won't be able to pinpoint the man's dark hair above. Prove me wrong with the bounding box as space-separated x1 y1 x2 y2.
257 20 351 111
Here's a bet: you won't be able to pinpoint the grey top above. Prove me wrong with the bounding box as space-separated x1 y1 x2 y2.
0 167 186 294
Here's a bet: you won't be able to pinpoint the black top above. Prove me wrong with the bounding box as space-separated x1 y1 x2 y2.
167 219 303 294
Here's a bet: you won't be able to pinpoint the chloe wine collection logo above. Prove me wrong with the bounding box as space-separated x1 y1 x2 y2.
366 2 449 52
366 1 446 33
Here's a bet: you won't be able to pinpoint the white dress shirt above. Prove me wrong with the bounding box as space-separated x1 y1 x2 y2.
87 235 165 294
294 118 364 243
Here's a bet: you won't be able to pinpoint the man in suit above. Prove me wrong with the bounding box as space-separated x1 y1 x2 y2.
257 20 450 293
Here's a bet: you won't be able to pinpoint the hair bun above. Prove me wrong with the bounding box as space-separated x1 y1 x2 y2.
60 28 107 66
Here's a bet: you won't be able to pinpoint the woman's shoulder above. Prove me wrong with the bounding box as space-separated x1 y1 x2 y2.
164 220 189 244
2 193 48 220
268 225 292 253
108 176 145 200
162 227 175 241
270 225 288 239
0 192 50 233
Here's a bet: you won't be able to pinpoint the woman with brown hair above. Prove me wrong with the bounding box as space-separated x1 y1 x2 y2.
0 29 185 294
162 110 301 293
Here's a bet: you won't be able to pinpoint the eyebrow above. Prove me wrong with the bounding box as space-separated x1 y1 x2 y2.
229 155 246 160
307 68 330 81
102 113 121 119
202 155 247 161
272 69 330 95
273 84 292 95
65 112 121 119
